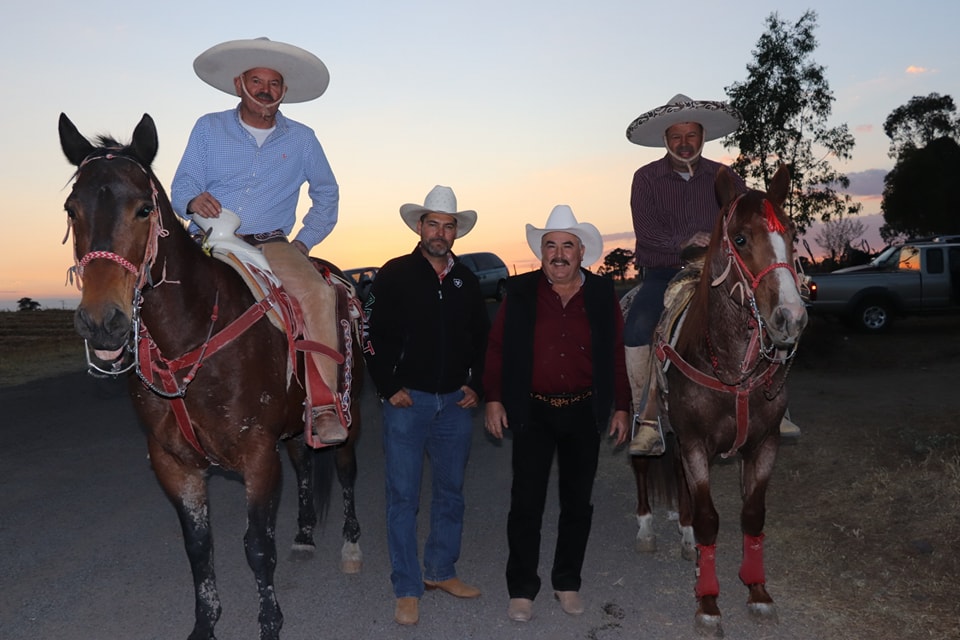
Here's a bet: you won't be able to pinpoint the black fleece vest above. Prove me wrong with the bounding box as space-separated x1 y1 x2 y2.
500 270 616 432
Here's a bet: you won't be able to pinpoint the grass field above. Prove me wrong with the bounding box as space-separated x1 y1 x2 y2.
0 309 86 387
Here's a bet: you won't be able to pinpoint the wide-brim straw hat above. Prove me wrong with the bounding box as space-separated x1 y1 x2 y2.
399 185 477 238
626 93 740 146
525 205 604 267
194 37 330 103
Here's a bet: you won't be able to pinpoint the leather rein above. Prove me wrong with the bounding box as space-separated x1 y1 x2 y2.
68 152 289 462
655 195 800 457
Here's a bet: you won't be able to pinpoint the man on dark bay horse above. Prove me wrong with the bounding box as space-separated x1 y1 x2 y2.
171 37 349 445
623 93 801 455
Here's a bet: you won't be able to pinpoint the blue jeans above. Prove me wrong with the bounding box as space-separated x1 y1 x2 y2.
623 267 679 347
382 388 474 598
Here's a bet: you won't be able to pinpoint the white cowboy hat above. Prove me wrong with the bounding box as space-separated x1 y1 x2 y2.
525 205 604 267
194 37 330 103
626 93 740 147
399 185 477 238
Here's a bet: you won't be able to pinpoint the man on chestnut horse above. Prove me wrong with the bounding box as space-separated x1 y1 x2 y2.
171 37 350 446
623 94 801 455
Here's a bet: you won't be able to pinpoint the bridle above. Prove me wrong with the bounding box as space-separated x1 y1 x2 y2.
655 193 802 457
66 150 290 461
709 194 801 369
67 151 168 378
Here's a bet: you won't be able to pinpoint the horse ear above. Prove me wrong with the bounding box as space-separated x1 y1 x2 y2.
768 164 791 207
714 165 740 208
130 113 159 167
58 113 95 167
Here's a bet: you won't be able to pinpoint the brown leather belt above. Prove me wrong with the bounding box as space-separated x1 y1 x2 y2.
530 390 592 408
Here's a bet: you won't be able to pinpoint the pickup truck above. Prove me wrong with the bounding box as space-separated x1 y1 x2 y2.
807 236 960 331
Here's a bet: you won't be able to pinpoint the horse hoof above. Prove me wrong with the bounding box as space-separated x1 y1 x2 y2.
635 514 656 553
635 534 657 553
341 541 362 574
747 601 778 623
679 525 696 561
694 613 724 637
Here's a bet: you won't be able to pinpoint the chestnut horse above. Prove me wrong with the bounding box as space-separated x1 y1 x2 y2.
632 165 806 636
58 113 363 640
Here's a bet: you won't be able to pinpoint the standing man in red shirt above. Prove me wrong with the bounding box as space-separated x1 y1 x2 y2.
483 205 630 623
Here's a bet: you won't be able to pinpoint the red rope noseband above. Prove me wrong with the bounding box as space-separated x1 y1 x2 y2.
77 250 139 276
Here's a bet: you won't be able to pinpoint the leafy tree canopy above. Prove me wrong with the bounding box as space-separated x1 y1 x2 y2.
17 297 41 311
880 136 960 241
597 247 635 281
724 10 860 234
883 93 960 160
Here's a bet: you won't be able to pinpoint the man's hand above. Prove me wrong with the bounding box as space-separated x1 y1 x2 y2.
457 385 479 409
291 240 310 256
388 388 413 408
681 231 711 249
484 401 509 439
609 409 629 446
187 192 222 218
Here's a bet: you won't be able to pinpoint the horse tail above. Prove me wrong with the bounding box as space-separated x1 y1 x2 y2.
646 432 680 509
311 447 337 522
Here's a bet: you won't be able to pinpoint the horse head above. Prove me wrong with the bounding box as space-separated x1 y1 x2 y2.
59 113 165 360
713 165 807 349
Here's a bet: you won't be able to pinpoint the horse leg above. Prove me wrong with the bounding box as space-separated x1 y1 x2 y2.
285 439 320 552
681 445 723 637
674 441 697 561
335 423 362 574
149 445 220 640
631 456 657 553
739 438 779 622
242 448 285 640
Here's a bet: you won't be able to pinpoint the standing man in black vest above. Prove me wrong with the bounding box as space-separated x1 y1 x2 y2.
483 205 630 623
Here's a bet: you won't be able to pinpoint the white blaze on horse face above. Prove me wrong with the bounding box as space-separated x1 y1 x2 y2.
768 230 804 307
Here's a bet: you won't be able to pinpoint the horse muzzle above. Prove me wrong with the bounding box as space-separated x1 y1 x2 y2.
74 303 133 356
765 303 808 348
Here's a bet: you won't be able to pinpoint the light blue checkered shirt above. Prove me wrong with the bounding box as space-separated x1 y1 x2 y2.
171 107 338 250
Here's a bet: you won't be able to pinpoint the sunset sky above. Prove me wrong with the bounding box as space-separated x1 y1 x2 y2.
2 0 957 309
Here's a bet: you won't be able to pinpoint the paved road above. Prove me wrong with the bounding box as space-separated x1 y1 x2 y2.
1 366 831 640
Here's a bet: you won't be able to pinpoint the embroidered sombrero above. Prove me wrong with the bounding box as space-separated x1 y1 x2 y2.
626 94 740 147
194 37 330 103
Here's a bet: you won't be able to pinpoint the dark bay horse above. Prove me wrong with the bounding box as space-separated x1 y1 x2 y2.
58 113 363 640
633 165 806 636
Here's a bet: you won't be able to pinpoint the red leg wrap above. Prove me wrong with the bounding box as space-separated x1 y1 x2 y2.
738 533 766 586
695 543 719 597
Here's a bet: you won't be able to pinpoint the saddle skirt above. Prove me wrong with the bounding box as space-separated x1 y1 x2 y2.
192 210 291 332
192 209 360 332
653 259 704 396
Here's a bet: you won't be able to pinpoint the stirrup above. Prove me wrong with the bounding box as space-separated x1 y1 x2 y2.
629 417 665 456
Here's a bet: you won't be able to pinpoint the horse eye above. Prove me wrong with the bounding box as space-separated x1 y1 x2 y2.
137 205 155 219
734 234 747 246
64 206 76 220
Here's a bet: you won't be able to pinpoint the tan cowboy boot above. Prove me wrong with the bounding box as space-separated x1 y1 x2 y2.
625 345 665 456
780 410 801 439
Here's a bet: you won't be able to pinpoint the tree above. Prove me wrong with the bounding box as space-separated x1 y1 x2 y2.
814 217 867 262
17 297 41 311
883 93 960 160
880 136 960 241
724 10 861 234
598 247 635 281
